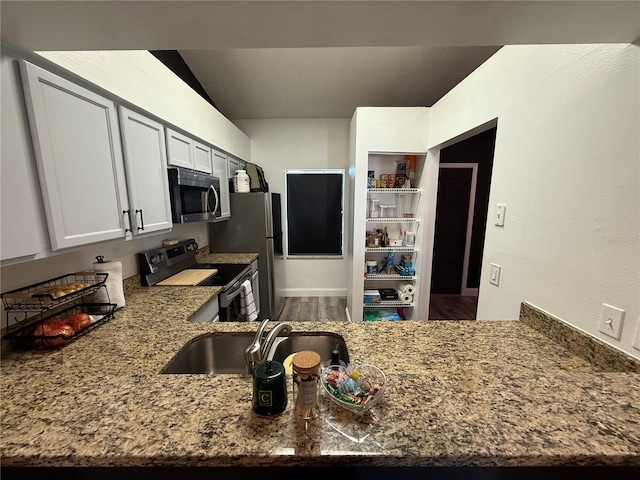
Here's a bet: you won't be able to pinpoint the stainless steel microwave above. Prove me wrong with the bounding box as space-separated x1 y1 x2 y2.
167 167 221 223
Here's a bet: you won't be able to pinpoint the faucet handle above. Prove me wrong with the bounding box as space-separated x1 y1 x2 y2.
244 318 271 375
254 318 270 340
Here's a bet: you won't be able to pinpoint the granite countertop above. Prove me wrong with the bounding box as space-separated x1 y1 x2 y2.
1 268 639 470
197 252 259 265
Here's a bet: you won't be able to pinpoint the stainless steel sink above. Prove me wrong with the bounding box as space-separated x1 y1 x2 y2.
161 331 349 375
269 332 350 366
161 333 255 374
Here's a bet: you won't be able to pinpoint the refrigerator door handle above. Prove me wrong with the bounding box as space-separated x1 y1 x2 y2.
264 193 274 237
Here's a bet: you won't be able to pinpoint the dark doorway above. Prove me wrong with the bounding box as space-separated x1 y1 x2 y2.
431 167 473 294
429 127 496 320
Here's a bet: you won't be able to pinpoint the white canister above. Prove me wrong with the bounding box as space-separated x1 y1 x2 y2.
234 170 250 193
365 261 377 275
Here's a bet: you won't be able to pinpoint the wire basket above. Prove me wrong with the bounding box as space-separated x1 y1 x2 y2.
1 272 108 311
5 303 116 350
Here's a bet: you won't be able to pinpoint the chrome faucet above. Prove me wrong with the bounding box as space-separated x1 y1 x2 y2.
244 319 292 374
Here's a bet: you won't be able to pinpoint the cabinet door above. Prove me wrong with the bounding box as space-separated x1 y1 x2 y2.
228 157 243 179
118 107 173 235
165 128 193 169
193 140 213 174
19 60 129 251
212 149 230 220
1 55 42 261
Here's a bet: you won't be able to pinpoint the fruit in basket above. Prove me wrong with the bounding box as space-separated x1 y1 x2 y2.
62 312 91 332
33 319 74 347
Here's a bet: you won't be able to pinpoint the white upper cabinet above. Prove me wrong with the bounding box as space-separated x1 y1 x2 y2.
193 140 213 174
166 127 213 174
212 149 230 220
165 128 193 170
19 60 130 251
228 157 246 180
118 107 173 236
1 55 42 262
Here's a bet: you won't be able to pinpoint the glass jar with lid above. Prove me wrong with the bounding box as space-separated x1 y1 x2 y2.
292 350 321 420
369 198 380 218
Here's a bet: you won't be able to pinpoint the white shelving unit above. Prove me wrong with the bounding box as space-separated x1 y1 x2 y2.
364 181 422 320
347 107 432 323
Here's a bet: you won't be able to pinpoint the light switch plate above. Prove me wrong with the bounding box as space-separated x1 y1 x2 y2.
489 263 501 286
495 204 506 226
598 303 625 340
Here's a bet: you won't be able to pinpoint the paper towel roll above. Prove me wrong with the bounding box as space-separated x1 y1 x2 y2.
399 292 413 304
398 283 415 296
92 256 125 309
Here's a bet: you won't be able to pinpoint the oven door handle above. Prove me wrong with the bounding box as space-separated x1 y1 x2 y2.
226 273 252 302
226 285 244 302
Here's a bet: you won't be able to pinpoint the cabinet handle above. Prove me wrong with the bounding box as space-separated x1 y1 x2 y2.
209 185 220 216
123 210 133 234
136 209 145 231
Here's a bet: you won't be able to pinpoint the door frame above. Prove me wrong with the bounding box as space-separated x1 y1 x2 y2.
438 163 478 296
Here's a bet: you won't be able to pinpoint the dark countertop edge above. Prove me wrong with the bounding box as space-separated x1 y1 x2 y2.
2 453 639 468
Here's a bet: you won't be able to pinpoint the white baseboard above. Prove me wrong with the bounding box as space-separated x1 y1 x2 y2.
284 288 348 297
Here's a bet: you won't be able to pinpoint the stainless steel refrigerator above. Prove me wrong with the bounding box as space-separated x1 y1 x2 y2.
208 192 284 321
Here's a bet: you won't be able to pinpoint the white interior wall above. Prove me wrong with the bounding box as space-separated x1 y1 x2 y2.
429 44 640 358
233 119 350 297
36 50 251 161
0 223 209 295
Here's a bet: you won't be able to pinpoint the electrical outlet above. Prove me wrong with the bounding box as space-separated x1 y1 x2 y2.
489 264 501 286
495 204 506 226
633 321 640 351
598 304 625 340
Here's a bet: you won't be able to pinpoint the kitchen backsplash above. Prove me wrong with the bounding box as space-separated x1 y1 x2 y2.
520 302 640 373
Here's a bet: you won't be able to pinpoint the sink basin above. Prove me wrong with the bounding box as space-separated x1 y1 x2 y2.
270 332 350 366
161 331 349 375
161 333 254 374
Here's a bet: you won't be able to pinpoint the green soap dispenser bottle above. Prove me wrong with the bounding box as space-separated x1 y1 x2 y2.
252 360 288 416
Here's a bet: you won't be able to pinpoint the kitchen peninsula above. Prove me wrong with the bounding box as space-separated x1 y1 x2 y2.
1 274 639 478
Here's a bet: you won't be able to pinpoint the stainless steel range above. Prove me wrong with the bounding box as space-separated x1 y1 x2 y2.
137 239 257 322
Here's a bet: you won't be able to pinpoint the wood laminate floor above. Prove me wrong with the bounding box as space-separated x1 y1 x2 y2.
278 297 348 322
279 295 477 322
429 294 478 320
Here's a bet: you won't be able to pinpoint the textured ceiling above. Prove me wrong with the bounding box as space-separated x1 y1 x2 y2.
178 46 501 119
2 1 638 120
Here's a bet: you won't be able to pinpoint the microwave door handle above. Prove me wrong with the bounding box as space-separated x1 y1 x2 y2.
209 184 220 215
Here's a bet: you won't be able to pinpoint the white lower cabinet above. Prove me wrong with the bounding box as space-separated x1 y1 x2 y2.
212 149 230 220
19 60 130 251
118 107 173 236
